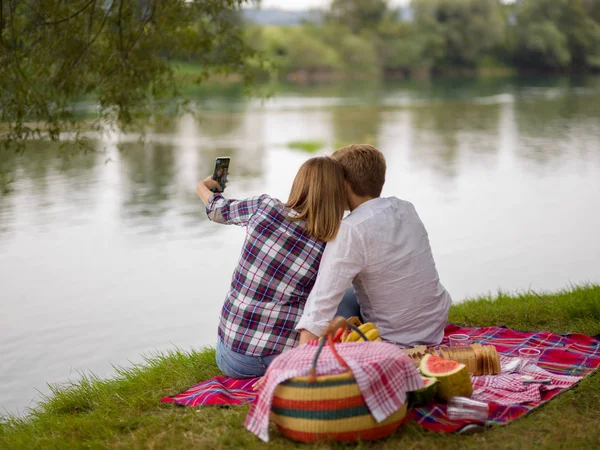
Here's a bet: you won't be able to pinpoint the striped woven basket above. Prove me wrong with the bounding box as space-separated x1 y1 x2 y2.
270 318 409 443
271 372 408 443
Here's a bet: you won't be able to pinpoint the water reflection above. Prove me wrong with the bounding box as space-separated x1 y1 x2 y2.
119 141 179 233
410 102 501 178
514 93 600 164
331 106 383 147
0 142 100 240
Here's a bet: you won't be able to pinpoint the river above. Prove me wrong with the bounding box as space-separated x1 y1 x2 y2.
1 77 599 415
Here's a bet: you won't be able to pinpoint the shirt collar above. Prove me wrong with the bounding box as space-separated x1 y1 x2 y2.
351 197 381 213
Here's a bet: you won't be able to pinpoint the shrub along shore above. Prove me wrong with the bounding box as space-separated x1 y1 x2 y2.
1 284 599 449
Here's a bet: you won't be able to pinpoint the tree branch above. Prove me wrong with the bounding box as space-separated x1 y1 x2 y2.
118 0 124 54
0 0 4 46
94 1 157 88
87 0 97 39
43 0 95 26
56 1 115 86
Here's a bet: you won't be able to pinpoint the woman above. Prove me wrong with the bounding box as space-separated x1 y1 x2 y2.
196 157 346 378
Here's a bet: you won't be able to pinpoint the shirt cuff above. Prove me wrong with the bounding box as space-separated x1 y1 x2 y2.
205 192 223 215
295 314 329 338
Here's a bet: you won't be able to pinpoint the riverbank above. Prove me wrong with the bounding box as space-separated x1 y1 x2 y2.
171 60 519 87
1 284 599 449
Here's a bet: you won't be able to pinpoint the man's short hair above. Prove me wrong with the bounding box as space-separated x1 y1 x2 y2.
331 144 386 198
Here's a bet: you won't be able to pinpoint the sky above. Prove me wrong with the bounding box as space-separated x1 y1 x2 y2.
256 0 410 10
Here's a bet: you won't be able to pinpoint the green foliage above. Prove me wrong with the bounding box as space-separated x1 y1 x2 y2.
0 0 257 145
314 23 380 73
328 0 391 34
251 0 600 79
287 140 325 153
511 0 600 71
256 25 344 75
412 0 505 69
375 20 440 72
254 23 383 78
1 284 599 449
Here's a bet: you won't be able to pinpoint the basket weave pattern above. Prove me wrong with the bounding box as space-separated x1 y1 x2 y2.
271 372 408 443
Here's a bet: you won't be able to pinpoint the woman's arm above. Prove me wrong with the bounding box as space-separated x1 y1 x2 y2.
198 176 267 226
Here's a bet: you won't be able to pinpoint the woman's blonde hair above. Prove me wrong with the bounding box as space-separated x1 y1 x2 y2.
286 157 346 242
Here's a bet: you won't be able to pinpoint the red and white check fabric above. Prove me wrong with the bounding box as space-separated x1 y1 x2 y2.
245 340 422 442
470 355 582 405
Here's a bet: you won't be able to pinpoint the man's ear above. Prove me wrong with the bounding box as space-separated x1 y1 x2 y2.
344 181 354 210
344 180 352 196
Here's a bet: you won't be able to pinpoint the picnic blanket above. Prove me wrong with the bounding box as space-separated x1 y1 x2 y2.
410 324 600 432
162 324 600 434
161 376 259 406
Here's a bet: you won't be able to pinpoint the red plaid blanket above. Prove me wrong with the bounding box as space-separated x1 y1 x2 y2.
244 340 422 442
410 324 600 432
161 376 259 406
161 325 600 435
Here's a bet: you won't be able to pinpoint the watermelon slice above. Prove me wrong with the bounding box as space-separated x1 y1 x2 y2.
420 354 473 402
408 376 438 408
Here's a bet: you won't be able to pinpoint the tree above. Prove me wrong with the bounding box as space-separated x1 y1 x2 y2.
562 0 600 69
412 0 505 69
328 0 391 34
0 0 258 145
510 0 600 71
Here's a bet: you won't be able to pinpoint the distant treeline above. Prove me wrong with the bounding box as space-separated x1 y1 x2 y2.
244 0 600 80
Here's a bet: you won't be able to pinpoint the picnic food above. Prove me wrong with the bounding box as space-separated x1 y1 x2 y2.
420 354 473 402
401 346 439 367
407 376 438 407
439 345 501 375
342 322 382 342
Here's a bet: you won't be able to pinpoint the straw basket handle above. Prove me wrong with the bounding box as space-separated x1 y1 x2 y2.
307 316 369 383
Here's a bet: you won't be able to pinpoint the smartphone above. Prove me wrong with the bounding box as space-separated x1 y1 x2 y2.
211 157 230 192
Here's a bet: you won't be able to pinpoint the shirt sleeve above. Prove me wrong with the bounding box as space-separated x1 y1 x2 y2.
296 221 366 337
205 193 267 226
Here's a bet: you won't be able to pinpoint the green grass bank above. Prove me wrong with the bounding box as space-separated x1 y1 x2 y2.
1 284 599 449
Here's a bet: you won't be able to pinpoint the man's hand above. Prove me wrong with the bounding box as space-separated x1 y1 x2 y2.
299 329 319 346
252 377 264 391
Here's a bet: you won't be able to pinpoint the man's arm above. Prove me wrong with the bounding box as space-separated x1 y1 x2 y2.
296 222 366 342
299 329 319 345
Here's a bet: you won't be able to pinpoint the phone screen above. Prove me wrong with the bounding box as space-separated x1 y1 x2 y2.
212 157 230 192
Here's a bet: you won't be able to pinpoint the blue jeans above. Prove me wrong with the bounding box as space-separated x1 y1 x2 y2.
336 287 364 322
216 338 280 378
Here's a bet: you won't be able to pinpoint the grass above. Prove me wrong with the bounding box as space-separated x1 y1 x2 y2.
287 140 325 153
1 284 599 449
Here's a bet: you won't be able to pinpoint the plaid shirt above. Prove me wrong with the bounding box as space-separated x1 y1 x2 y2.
206 193 325 357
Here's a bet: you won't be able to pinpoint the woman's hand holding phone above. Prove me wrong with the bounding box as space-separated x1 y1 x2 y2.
202 176 222 192
196 176 223 206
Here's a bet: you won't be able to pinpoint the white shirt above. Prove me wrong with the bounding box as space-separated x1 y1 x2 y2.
296 197 451 347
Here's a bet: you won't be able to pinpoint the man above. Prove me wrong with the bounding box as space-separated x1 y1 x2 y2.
296 144 451 347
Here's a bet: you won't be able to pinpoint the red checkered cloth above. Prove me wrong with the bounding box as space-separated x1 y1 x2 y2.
470 355 582 405
410 324 600 432
245 340 422 442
